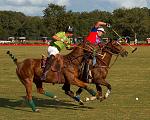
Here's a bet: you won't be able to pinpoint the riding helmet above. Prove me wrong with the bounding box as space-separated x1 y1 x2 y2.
65 26 74 33
97 27 106 33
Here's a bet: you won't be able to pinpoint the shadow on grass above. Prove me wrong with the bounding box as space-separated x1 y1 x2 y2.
0 97 94 112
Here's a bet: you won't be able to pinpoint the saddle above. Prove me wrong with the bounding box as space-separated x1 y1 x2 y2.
41 54 64 72
51 54 64 72
41 54 64 84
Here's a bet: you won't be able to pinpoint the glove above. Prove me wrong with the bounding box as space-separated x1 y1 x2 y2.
106 23 112 28
66 44 74 50
63 40 68 45
98 43 104 48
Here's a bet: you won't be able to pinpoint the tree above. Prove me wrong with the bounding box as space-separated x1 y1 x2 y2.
0 6 150 41
112 7 150 40
43 4 67 37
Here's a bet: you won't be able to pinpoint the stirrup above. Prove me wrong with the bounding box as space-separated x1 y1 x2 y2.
41 73 46 81
87 75 93 83
88 75 93 79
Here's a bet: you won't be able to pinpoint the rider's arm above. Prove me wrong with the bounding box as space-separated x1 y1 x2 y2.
52 32 69 45
95 21 111 28
95 21 107 28
52 35 63 41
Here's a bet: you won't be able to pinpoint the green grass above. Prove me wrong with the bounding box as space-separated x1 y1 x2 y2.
0 46 150 120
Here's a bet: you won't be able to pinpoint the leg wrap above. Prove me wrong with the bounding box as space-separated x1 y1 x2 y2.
43 91 55 98
86 87 97 96
28 100 36 112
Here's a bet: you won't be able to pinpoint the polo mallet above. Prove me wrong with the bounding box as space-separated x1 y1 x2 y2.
112 29 137 53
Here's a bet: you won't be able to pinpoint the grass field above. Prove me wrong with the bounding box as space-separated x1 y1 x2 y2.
0 46 150 120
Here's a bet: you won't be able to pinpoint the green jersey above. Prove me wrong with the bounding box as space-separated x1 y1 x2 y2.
51 32 71 51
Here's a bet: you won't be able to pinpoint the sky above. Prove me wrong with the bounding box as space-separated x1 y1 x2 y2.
0 0 149 16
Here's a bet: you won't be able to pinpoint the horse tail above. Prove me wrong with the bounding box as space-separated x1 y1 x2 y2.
6 51 18 65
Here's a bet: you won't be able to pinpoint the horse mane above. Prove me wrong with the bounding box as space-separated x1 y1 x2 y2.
63 43 84 63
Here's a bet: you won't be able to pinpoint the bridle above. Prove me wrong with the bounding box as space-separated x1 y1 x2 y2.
103 41 125 56
94 40 125 68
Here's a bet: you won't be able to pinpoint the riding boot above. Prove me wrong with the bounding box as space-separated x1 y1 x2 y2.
82 63 92 82
62 83 71 93
41 55 46 68
41 55 55 81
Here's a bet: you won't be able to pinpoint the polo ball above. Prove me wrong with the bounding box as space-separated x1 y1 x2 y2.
136 97 139 100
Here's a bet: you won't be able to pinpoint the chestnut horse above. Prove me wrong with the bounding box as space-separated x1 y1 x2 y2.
75 39 128 101
6 43 97 112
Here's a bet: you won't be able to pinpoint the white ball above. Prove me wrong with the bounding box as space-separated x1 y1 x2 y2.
136 97 139 100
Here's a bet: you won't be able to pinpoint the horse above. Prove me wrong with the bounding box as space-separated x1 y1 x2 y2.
6 43 98 112
74 39 128 101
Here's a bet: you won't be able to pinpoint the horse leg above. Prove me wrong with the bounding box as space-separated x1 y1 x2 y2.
69 77 97 99
100 79 111 99
34 79 57 99
24 78 39 112
96 83 104 101
96 84 102 97
75 87 84 100
16 70 38 112
63 69 97 104
104 83 111 99
86 80 111 102
84 84 102 102
62 83 84 105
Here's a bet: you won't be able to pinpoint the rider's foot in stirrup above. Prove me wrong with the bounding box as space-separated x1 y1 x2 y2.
88 75 93 79
87 75 93 83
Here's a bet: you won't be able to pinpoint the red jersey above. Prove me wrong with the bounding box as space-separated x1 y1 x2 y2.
86 27 100 44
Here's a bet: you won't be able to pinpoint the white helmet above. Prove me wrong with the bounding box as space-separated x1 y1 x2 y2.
97 27 105 33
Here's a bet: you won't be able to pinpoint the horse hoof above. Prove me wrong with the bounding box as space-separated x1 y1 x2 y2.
53 96 60 101
90 96 97 101
53 96 57 99
79 100 84 105
35 109 40 112
55 98 60 102
100 97 103 102
103 96 107 99
79 102 84 105
85 97 90 102
99 96 106 102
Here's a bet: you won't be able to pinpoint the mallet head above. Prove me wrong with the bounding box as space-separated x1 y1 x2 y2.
132 47 137 53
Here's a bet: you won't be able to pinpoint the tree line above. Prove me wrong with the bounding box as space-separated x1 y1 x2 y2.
0 4 150 41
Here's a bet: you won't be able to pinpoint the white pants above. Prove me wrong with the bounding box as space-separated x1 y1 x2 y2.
47 46 59 57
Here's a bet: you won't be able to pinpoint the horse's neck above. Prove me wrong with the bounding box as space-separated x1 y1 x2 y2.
97 51 112 66
64 47 84 65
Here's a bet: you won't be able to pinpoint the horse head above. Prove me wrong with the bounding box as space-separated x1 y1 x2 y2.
103 39 128 57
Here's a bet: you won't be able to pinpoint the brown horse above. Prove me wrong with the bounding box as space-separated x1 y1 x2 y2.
75 39 128 101
6 43 97 112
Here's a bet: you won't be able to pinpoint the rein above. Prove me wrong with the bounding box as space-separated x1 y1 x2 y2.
75 44 94 53
64 43 97 65
109 54 119 68
103 47 120 68
65 54 84 65
95 46 121 69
